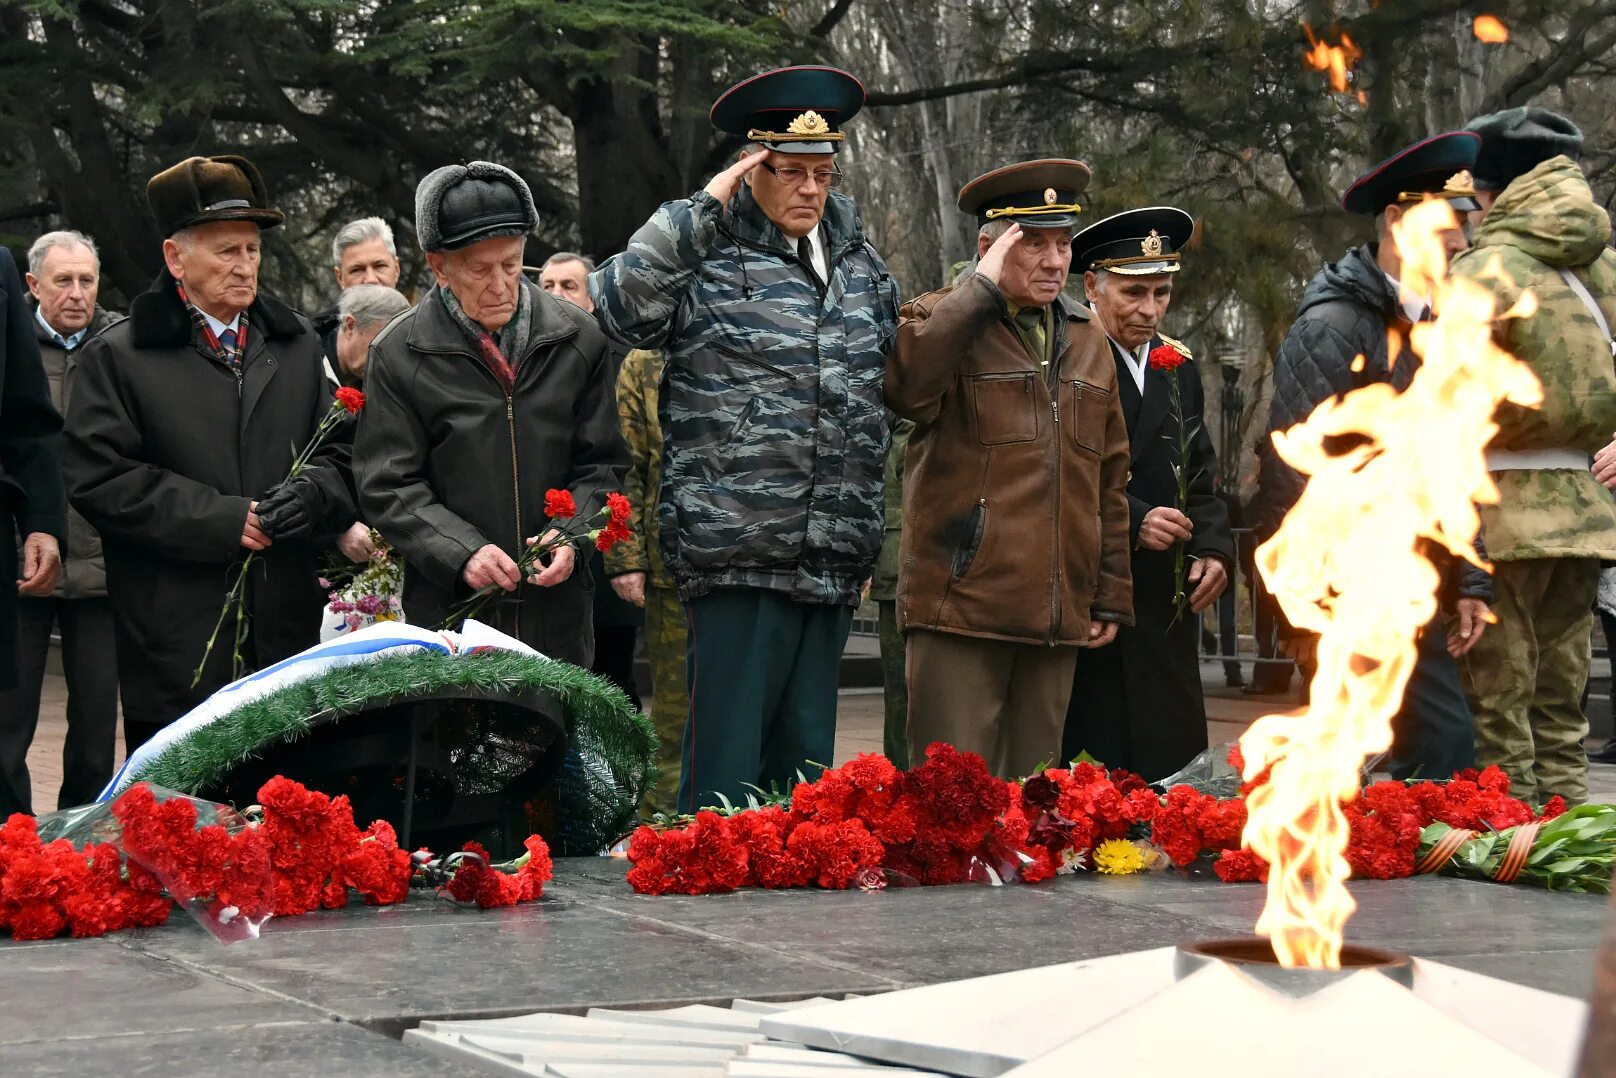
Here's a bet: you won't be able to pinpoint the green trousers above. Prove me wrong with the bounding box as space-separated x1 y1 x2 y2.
1462 557 1598 806
641 583 689 817
878 600 910 769
679 587 853 813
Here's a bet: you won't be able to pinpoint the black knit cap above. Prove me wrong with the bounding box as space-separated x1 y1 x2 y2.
1466 107 1584 191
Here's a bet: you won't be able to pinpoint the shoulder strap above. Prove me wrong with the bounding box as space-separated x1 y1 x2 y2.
1558 267 1616 360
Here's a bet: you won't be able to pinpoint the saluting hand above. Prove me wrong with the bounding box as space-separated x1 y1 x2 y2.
704 150 769 205
975 224 1024 287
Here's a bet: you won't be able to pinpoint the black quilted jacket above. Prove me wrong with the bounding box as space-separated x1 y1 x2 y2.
1251 243 1492 609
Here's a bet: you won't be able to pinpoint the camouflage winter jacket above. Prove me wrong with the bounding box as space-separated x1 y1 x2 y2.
591 184 900 605
603 348 674 589
1449 155 1616 561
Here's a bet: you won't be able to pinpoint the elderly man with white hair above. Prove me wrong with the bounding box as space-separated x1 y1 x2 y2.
355 161 626 663
63 155 357 750
314 216 405 362
0 231 121 812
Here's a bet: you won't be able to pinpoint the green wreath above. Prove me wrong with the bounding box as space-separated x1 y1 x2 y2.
115 649 656 855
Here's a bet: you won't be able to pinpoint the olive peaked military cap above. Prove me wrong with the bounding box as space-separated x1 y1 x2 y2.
147 155 285 237
1340 131 1482 215
957 159 1091 229
1073 206 1194 276
711 66 865 155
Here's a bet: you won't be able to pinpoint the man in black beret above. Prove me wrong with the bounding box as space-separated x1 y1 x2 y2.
356 162 626 664
1060 206 1232 781
1450 107 1616 805
64 155 357 750
1250 131 1494 782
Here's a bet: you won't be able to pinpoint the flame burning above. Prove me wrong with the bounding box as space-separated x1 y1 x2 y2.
1302 24 1363 93
1473 15 1510 43
1240 199 1541 968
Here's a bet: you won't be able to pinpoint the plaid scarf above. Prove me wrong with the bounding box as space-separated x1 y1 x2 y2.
175 281 249 370
437 282 533 395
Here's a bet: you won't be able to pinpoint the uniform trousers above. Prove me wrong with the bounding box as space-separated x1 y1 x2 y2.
642 583 689 816
906 628 1077 779
877 600 910 770
678 587 851 813
0 596 119 815
1462 557 1599 805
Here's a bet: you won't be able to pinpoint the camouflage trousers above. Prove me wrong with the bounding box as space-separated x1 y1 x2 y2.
877 601 910 769
1461 557 1598 806
641 584 690 817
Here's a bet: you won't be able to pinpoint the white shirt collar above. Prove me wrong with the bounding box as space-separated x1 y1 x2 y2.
35 306 87 350
1382 269 1430 324
1108 335 1147 394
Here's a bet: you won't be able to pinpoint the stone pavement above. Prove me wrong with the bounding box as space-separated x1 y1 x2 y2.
1 856 1605 1076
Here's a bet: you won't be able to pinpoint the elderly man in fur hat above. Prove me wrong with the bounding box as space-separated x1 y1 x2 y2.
64 155 357 750
355 162 627 664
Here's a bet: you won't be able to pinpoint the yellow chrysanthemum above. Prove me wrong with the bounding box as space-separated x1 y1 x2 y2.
1094 838 1146 876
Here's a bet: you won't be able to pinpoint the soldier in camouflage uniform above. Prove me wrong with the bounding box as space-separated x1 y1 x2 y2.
591 67 899 811
604 348 689 816
1451 108 1616 806
870 420 913 770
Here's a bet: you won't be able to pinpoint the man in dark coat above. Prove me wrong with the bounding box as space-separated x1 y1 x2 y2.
64 156 356 750
1251 132 1494 780
1061 207 1233 781
0 231 119 813
0 244 65 813
355 162 626 665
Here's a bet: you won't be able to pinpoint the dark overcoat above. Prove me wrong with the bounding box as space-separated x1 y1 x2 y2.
0 248 67 691
354 281 628 665
64 272 355 738
1064 335 1233 780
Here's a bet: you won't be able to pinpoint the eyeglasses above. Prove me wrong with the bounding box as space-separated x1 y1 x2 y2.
760 162 844 189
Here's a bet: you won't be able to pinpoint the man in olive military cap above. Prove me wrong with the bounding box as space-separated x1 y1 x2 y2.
356 161 626 664
64 155 358 749
592 67 898 811
1060 206 1232 781
887 159 1132 779
1450 107 1616 805
1252 132 1495 783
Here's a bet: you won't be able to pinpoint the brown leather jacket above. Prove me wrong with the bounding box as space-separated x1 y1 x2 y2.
886 273 1133 646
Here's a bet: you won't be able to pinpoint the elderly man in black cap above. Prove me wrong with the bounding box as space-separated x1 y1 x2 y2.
1251 132 1494 782
1450 107 1616 804
1059 207 1232 781
356 162 626 663
64 155 356 749
591 67 898 811
887 160 1132 779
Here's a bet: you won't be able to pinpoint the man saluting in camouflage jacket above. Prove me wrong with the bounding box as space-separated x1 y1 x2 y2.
592 66 899 813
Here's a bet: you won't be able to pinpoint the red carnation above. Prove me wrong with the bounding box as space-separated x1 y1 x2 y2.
1148 343 1186 371
1214 849 1269 883
606 492 632 526
594 517 632 552
334 386 365 415
545 489 577 520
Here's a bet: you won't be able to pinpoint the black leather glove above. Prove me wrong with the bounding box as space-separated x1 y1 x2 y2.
255 474 326 540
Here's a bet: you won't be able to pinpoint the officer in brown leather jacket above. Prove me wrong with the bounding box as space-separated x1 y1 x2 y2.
885 160 1133 778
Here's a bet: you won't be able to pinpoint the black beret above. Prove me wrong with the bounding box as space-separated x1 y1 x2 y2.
1467 107 1583 191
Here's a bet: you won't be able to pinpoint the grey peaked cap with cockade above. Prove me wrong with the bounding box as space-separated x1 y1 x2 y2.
414 160 538 253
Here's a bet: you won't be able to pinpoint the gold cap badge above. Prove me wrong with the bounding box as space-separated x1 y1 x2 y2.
1141 230 1164 257
786 110 831 136
1445 169 1474 193
1043 188 1058 205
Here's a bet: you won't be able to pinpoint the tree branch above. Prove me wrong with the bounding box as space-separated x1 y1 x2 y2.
810 0 856 39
